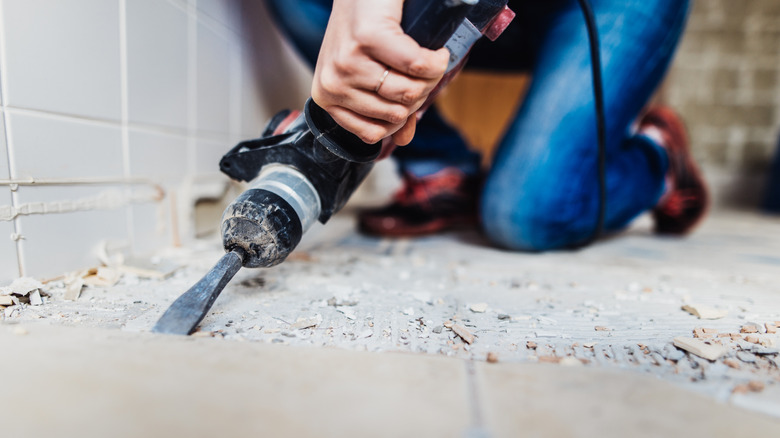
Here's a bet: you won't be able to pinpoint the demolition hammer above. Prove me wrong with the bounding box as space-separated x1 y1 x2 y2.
153 0 515 335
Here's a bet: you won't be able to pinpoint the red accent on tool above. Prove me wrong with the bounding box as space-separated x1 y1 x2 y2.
272 110 303 136
485 6 515 41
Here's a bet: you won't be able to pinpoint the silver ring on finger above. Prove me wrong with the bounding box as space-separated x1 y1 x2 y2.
374 69 391 93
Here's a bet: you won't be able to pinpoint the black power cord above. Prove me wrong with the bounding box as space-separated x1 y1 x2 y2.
575 0 607 247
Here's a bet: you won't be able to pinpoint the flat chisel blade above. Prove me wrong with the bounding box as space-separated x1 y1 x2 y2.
152 249 244 335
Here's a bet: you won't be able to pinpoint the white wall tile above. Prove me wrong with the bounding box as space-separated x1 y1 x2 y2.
15 186 129 278
128 129 188 181
197 0 235 29
240 46 269 138
126 131 186 254
0 111 10 180
2 0 121 121
127 0 189 130
0 216 19 283
8 113 123 183
237 1 312 138
131 201 173 256
196 138 230 174
197 23 231 135
0 113 19 282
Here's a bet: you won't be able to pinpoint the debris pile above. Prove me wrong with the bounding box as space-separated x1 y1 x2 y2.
0 277 48 317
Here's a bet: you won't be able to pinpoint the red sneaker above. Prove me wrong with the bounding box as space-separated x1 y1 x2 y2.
640 107 709 234
358 167 480 237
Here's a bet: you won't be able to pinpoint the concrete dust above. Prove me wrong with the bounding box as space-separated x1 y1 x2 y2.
2 211 780 418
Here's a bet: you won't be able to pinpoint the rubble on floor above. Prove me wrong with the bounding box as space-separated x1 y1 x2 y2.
2 212 780 418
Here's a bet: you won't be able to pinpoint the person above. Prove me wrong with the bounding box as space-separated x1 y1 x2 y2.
265 0 709 251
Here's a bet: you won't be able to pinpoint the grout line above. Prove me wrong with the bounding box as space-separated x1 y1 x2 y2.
0 0 25 277
228 17 242 144
119 0 135 249
1 105 236 140
463 360 492 438
187 0 198 175
188 0 243 43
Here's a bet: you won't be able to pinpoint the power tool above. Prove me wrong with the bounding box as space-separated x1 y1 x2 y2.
153 0 516 335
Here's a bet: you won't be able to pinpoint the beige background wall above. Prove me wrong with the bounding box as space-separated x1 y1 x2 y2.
663 0 780 206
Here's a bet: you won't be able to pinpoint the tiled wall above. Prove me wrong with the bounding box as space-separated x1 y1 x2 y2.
0 0 312 281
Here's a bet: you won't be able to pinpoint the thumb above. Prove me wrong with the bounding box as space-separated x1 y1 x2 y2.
392 115 417 146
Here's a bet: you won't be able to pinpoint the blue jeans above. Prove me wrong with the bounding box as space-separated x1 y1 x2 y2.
265 0 689 250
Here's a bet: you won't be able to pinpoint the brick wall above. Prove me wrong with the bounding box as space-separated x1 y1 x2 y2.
663 0 780 206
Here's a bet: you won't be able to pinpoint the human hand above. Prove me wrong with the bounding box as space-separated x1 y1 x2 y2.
311 0 450 146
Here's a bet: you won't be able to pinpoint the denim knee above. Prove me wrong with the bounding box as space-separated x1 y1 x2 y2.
479 181 594 252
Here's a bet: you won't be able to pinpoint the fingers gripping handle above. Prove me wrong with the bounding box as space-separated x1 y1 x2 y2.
307 0 477 152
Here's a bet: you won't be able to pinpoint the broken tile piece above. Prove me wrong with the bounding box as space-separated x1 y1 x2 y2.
487 352 498 363
289 314 322 330
741 325 759 334
469 303 488 313
526 341 537 350
64 278 85 301
681 304 727 320
83 267 122 287
7 277 44 296
748 381 766 393
451 324 474 344
118 257 180 280
336 307 357 320
28 290 43 306
766 323 777 334
673 337 728 361
724 358 741 369
559 357 583 367
745 322 766 333
0 296 13 306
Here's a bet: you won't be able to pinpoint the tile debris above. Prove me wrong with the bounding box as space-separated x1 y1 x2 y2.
450 323 474 344
681 304 728 320
673 337 728 361
289 315 323 330
0 278 48 307
559 357 583 367
469 303 488 313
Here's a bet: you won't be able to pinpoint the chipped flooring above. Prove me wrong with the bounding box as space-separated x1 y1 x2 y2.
2 209 780 432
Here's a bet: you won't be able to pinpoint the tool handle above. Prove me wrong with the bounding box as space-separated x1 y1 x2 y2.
307 0 475 159
401 0 476 49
